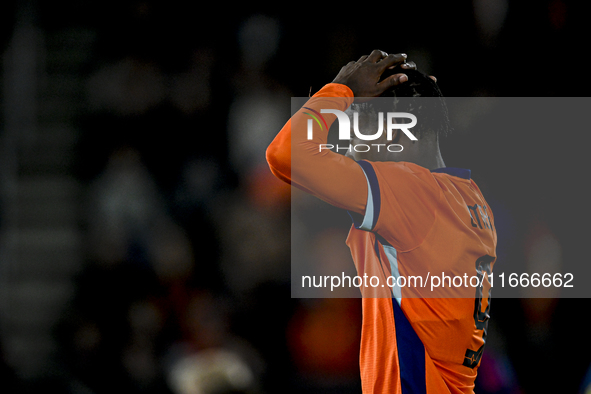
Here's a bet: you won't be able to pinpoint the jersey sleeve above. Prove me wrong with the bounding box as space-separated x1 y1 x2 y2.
266 83 368 214
350 160 440 251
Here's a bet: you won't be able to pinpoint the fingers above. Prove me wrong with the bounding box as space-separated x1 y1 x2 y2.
376 73 409 92
367 49 389 63
429 75 437 82
400 61 416 70
362 50 408 69
377 53 407 71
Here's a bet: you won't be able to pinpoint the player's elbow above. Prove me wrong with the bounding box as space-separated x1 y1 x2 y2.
266 144 291 183
266 142 276 164
266 141 283 170
266 143 279 169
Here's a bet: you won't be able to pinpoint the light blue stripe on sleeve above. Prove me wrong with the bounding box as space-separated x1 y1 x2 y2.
358 170 374 231
382 244 401 305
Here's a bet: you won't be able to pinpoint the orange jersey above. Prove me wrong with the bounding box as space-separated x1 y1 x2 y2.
266 84 497 394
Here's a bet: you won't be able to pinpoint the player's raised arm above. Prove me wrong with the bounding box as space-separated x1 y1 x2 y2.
266 50 412 214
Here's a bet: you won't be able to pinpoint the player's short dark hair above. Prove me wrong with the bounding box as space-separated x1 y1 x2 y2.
352 68 451 139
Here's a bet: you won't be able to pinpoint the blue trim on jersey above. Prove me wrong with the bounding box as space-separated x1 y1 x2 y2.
347 210 364 228
392 298 427 394
431 167 471 180
376 233 392 247
374 238 391 286
358 167 375 230
377 238 401 304
348 160 381 231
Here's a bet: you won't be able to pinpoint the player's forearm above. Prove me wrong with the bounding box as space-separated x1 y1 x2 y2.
266 83 368 213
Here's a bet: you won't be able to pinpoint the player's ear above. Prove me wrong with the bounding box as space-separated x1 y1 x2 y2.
381 117 399 144
390 129 402 145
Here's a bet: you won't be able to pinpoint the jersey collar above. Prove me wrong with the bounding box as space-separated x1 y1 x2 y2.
431 167 471 180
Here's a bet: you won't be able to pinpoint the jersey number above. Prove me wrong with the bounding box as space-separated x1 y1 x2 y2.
463 254 494 368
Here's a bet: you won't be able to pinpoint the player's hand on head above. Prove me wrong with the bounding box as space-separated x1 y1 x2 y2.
332 50 412 102
399 60 438 82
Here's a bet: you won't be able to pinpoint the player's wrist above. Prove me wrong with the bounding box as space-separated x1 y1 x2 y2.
312 83 354 99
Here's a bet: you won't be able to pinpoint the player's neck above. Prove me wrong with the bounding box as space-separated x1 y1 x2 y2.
405 149 444 170
423 149 446 171
397 140 445 170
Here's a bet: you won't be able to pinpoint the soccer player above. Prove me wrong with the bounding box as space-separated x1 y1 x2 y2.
266 50 497 393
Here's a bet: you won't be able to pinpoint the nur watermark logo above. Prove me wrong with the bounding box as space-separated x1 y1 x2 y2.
304 108 418 153
303 107 328 139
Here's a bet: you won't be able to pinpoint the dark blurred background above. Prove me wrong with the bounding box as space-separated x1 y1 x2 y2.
0 0 590 393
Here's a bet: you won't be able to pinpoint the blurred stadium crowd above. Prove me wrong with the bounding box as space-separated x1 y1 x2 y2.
0 1 590 393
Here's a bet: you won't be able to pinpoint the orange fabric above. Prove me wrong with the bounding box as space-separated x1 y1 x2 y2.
266 83 368 214
345 164 497 393
266 84 497 394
